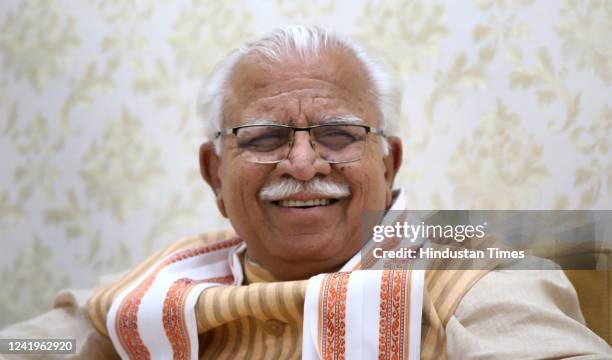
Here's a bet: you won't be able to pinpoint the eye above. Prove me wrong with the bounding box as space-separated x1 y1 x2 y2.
236 127 289 152
315 126 365 150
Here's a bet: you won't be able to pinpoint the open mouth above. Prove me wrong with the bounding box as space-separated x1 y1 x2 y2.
271 198 340 208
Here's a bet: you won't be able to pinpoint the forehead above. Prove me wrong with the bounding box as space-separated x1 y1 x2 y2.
223 50 379 126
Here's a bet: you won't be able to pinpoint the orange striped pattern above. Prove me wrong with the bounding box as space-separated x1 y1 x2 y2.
164 278 199 360
163 276 233 360
319 272 350 360
378 270 412 360
88 230 235 337
113 238 241 359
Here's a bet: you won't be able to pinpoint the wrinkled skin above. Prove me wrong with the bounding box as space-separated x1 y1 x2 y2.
200 49 402 280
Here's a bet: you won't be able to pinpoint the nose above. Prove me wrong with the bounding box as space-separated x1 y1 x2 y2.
276 132 331 181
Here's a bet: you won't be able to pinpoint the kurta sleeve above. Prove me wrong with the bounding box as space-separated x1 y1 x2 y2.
446 269 612 359
0 289 118 360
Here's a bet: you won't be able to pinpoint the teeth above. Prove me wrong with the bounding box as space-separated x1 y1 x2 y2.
278 199 332 207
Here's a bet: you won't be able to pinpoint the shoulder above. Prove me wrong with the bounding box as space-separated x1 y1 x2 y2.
446 268 612 359
455 268 582 321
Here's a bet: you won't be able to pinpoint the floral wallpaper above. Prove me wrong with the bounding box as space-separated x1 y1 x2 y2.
0 0 610 327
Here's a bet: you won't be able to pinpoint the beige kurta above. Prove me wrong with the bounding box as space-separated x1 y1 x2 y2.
1 235 610 359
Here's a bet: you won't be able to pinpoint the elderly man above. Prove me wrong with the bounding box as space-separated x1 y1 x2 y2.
1 26 610 359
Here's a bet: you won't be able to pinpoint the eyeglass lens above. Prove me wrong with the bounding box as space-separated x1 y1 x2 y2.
234 125 367 163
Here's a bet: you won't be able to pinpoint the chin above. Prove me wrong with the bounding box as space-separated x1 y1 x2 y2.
270 232 354 263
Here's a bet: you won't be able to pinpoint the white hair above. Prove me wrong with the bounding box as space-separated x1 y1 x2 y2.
197 25 399 154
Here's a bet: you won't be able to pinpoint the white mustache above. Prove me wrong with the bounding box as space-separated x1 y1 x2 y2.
259 177 351 201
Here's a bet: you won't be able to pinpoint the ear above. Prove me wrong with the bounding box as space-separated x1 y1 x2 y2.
382 136 403 205
199 142 227 218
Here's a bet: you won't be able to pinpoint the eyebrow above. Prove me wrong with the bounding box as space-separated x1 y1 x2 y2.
241 118 279 126
321 114 364 125
239 114 364 127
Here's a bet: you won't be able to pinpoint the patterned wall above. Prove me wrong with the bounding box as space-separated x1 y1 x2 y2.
0 0 610 327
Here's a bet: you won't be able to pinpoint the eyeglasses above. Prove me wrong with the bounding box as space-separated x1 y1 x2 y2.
215 123 384 164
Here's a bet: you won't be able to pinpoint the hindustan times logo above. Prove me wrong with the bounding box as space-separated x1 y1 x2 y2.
372 221 487 243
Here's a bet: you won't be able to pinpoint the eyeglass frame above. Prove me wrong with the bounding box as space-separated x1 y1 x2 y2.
214 122 386 164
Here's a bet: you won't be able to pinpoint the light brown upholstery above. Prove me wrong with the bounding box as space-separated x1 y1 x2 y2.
565 269 611 345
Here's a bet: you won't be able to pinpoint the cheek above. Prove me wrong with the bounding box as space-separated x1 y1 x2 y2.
221 161 266 212
339 162 387 208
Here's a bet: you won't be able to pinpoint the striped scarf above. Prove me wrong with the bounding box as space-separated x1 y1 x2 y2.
88 229 493 359
100 234 424 359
